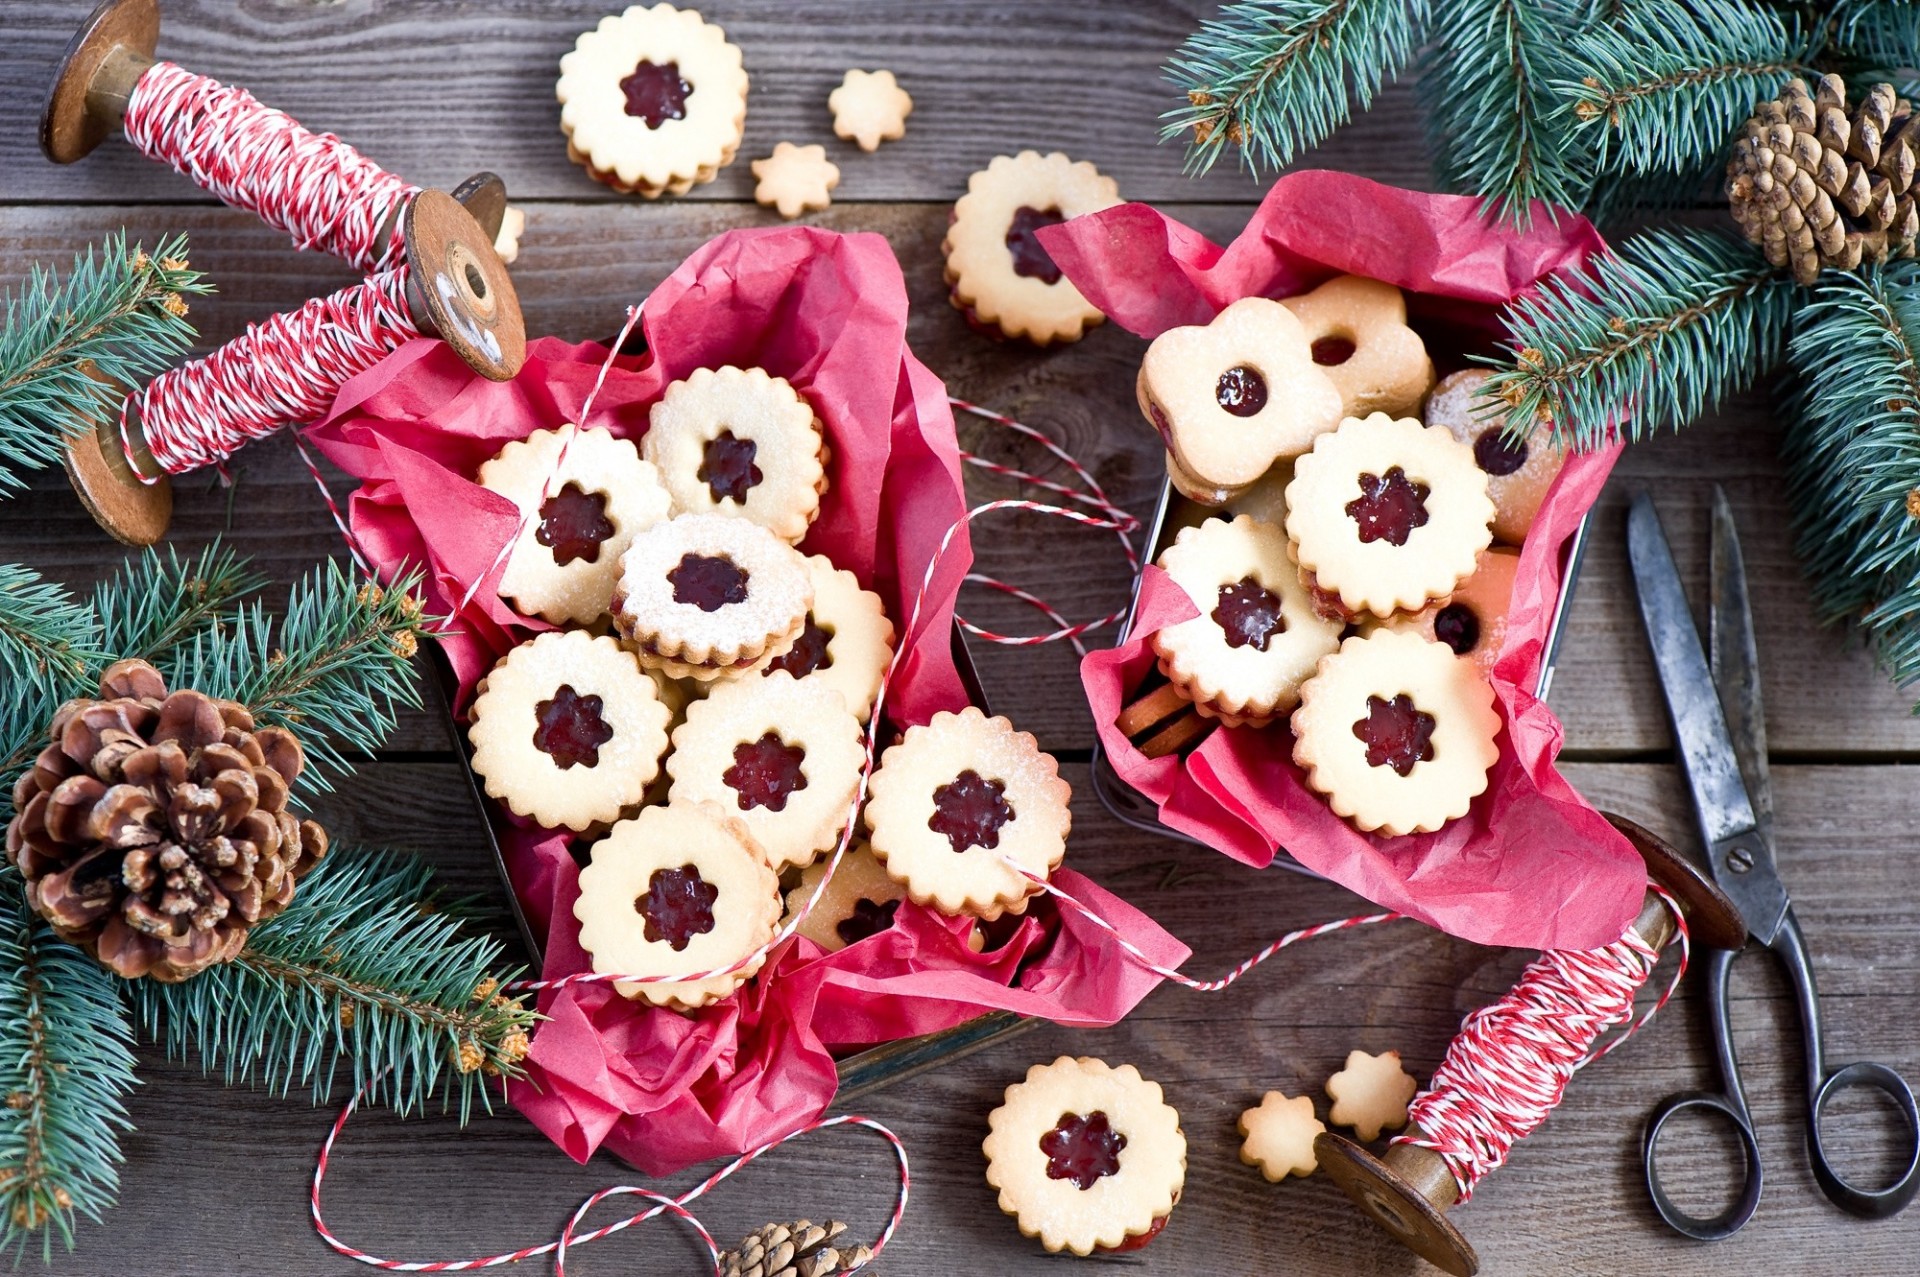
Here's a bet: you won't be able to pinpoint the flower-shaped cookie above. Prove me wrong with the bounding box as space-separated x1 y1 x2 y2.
643 366 827 543
759 554 895 720
1326 1049 1417 1142
1291 631 1502 836
1150 515 1342 727
984 1057 1186 1256
1424 368 1567 545
1137 297 1344 501
611 513 813 680
1239 1091 1326 1180
751 142 840 219
829 69 912 151
1285 413 1494 620
1280 275 1435 419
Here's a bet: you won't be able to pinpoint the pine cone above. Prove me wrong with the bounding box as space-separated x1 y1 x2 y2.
1728 74 1920 285
5 659 327 982
718 1219 876 1277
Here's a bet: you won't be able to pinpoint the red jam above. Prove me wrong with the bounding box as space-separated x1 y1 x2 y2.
535 483 615 566
699 430 763 504
1212 577 1286 651
1312 336 1357 366
635 864 719 951
1353 692 1436 776
1433 602 1481 655
763 615 833 680
620 60 692 128
1215 365 1268 417
928 769 1014 853
835 896 900 946
1147 401 1175 447
1040 1111 1126 1190
1473 428 1530 477
1098 1213 1171 1254
1345 467 1431 546
1006 206 1066 283
722 731 809 812
531 684 613 769
669 553 750 611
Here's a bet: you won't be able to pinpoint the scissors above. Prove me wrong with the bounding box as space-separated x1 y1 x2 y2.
1628 488 1920 1239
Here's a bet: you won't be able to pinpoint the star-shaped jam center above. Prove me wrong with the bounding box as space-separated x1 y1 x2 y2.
722 731 809 812
1352 692 1437 776
1005 206 1065 284
535 483 615 567
635 864 718 951
928 770 1015 853
835 896 901 947
763 615 833 680
1040 1111 1127 1191
1212 577 1286 651
620 59 691 129
1345 467 1431 546
699 430 763 504
669 553 749 611
532 684 613 770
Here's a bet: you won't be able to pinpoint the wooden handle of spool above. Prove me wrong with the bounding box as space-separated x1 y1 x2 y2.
41 0 160 164
1313 815 1744 1277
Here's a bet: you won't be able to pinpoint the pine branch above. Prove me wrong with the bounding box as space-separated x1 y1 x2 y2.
1479 226 1800 449
127 846 534 1121
92 541 265 668
0 564 101 705
1421 0 1595 222
1164 0 1430 175
159 562 430 789
1561 0 1817 180
1826 1 1920 68
0 875 137 1261
1783 261 1920 701
0 234 208 496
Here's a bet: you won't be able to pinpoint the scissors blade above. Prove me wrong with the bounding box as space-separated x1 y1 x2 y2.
1710 487 1772 824
1627 494 1790 941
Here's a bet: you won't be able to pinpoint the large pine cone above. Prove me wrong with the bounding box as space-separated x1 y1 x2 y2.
5 658 327 982
1729 74 1920 285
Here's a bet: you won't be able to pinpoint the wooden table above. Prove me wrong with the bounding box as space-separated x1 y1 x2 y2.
4 3 1918 1273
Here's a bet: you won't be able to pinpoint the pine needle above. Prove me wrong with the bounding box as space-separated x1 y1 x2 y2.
1827 2 1920 68
0 564 101 704
92 542 266 668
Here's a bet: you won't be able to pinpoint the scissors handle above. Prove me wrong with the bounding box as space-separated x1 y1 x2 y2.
1645 946 1765 1238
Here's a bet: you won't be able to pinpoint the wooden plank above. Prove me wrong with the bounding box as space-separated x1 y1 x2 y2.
0 0 1442 207
56 760 1920 1273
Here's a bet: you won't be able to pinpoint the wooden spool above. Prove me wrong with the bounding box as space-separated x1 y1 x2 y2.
1313 815 1745 1277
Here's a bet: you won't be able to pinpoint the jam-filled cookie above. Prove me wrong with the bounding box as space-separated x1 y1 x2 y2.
1150 516 1342 728
783 841 908 953
665 671 864 873
467 631 672 832
758 554 894 721
1280 275 1435 419
574 799 781 1007
557 4 749 197
478 424 672 625
643 366 827 542
1424 368 1567 545
1285 413 1494 621
1138 297 1344 503
983 1056 1187 1256
864 707 1070 920
944 151 1123 346
612 513 813 680
1223 460 1293 528
1291 630 1502 836
1369 547 1519 682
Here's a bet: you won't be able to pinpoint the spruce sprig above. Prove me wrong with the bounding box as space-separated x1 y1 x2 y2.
91 543 265 669
1826 2 1920 68
1561 0 1817 180
1164 0 1430 176
1480 226 1800 449
128 846 534 1122
0 234 208 495
0 565 101 703
0 876 137 1263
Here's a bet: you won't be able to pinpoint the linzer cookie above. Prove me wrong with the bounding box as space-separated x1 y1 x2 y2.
1424 368 1567 545
1280 275 1435 419
1291 631 1502 836
612 513 813 680
944 151 1123 346
783 840 908 952
466 631 672 832
573 799 781 1007
760 554 895 720
864 707 1070 919
983 1056 1187 1256
643 366 827 542
1371 547 1520 681
557 4 749 197
665 671 864 873
1285 413 1494 620
1150 515 1342 728
1224 459 1293 528
1137 297 1344 503
478 424 671 625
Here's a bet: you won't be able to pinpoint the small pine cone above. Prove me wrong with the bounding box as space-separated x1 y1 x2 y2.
5 659 327 982
719 1220 867 1277
1730 74 1920 284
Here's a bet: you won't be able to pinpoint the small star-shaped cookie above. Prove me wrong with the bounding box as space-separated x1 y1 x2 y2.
829 69 913 152
1238 1091 1325 1180
751 142 841 219
1326 1049 1417 1142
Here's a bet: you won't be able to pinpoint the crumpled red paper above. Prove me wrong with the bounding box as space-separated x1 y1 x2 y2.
1047 171 1644 953
308 226 1190 1175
